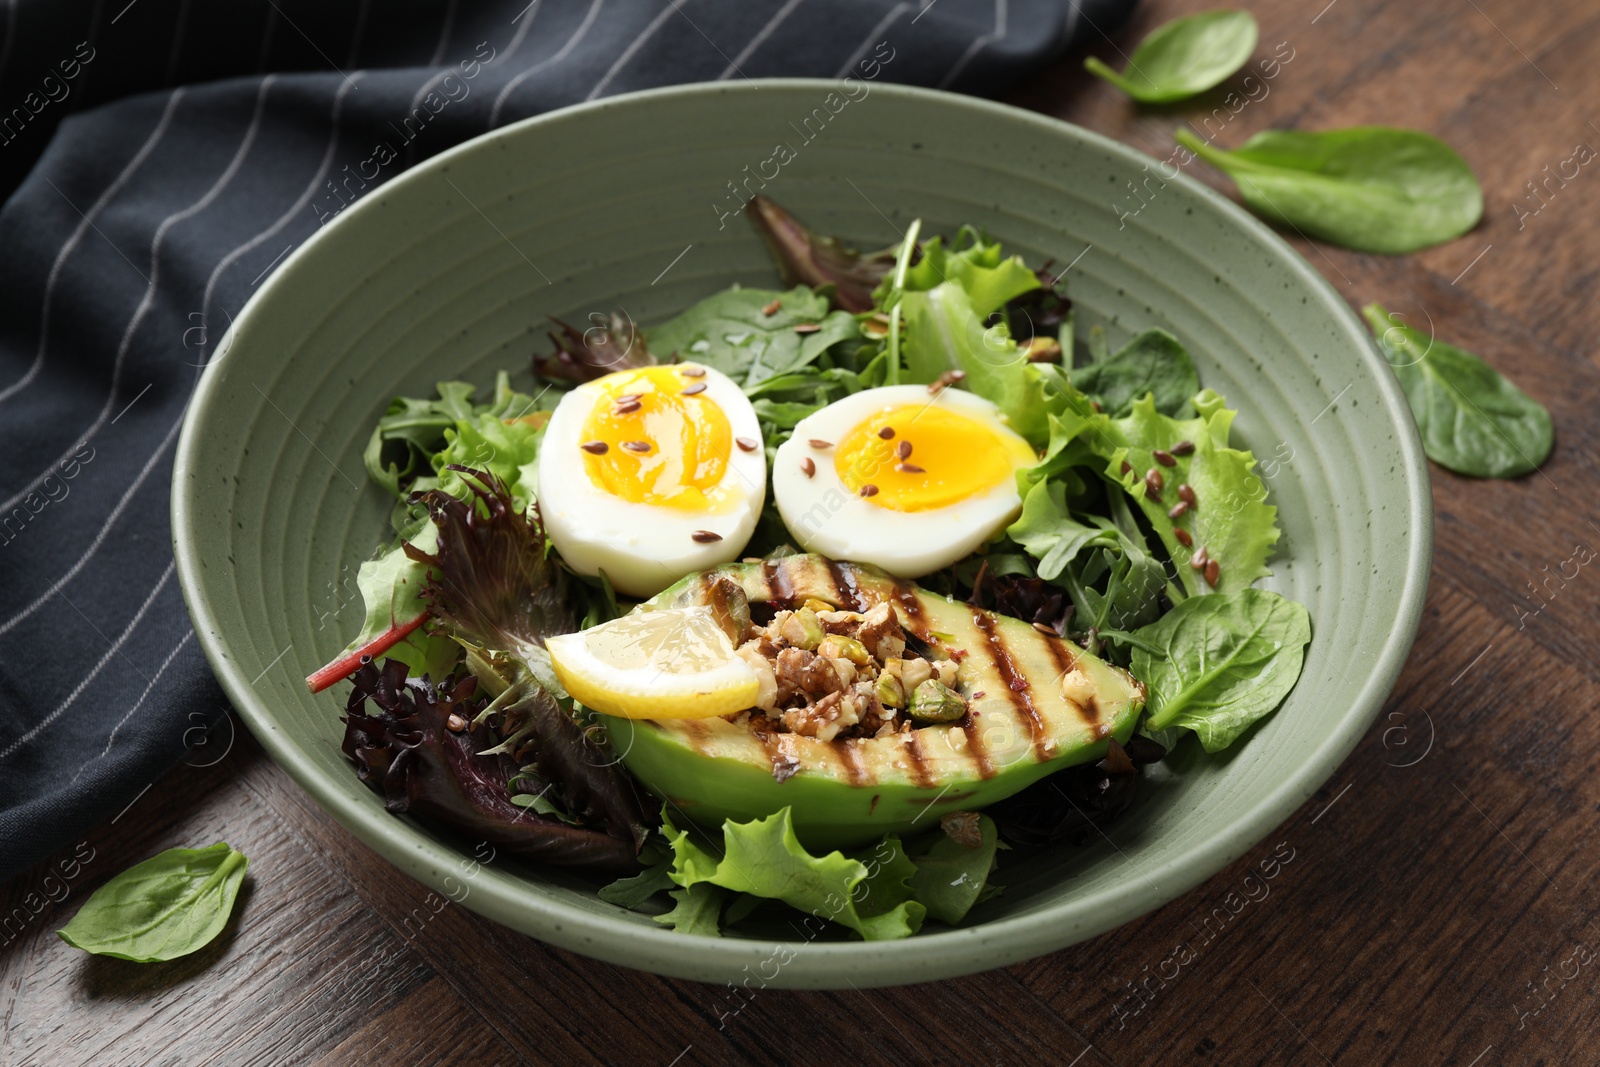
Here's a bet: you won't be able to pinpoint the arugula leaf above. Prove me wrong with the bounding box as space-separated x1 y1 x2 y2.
1071 328 1199 417
1363 304 1552 478
905 814 1000 925
644 285 859 389
1125 588 1311 752
58 843 248 962
1093 392 1279 597
661 806 925 941
1175 126 1483 254
600 856 677 910
1085 9 1259 104
655 884 728 937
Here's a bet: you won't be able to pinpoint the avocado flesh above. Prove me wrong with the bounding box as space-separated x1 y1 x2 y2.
599 554 1146 850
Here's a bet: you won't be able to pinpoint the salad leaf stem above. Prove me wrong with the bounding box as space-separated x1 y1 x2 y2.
883 219 922 386
306 610 429 694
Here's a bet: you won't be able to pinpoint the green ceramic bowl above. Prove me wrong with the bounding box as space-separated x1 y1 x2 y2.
173 81 1430 988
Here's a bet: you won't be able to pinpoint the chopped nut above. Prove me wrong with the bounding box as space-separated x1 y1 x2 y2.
908 679 967 724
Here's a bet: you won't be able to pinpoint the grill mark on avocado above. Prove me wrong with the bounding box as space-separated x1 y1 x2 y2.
972 608 1048 762
961 716 997 779
764 558 795 607
1041 631 1102 732
832 739 872 786
889 579 930 640
826 559 864 611
902 729 935 788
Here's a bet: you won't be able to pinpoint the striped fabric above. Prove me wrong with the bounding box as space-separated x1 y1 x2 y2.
0 0 1133 884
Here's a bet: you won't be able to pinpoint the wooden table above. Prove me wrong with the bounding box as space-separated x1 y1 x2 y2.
5 0 1597 1062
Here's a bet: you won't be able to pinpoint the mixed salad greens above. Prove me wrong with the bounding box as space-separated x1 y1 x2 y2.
311 198 1311 940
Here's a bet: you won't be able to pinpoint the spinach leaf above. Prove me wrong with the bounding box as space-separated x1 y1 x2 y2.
58 843 248 962
1174 126 1483 254
906 814 1000 926
644 285 858 389
1071 328 1200 417
1364 304 1552 478
1126 588 1311 752
1085 9 1259 104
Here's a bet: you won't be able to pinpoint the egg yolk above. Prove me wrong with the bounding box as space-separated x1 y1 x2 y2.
833 403 1036 512
580 365 736 511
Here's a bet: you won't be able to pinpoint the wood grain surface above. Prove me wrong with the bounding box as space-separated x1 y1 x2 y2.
5 0 1598 1063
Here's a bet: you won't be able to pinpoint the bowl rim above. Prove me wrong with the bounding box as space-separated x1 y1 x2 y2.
172 77 1433 987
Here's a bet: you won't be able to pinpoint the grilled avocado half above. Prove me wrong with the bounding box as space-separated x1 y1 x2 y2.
599 554 1146 850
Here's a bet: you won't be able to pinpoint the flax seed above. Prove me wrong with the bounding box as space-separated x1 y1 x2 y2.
681 382 707 396
859 484 879 498
1171 439 1195 456
622 440 651 453
580 440 608 455
897 440 912 460
679 365 706 378
1178 483 1197 507
762 298 782 316
1167 501 1189 519
1153 449 1176 467
801 457 815 477
794 323 821 334
1145 469 1164 496
1205 558 1220 586
878 426 895 440
1174 528 1193 547
692 530 723 543
1190 546 1209 571
736 436 760 452
809 439 833 450
896 463 925 473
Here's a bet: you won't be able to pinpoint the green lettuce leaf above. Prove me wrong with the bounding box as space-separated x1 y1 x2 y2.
661 806 925 941
644 285 860 389
1092 391 1279 597
655 884 728 936
1125 588 1312 751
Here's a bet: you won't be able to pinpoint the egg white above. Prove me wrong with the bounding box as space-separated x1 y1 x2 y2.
537 362 767 598
771 385 1035 577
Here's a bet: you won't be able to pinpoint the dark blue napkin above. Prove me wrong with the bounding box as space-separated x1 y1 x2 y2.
0 0 1134 885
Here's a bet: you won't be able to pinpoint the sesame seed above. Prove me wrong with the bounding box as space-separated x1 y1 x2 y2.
736 436 760 452
762 298 782 316
809 438 833 450
859 484 878 498
1205 558 1220 586
1167 501 1189 519
1178 483 1197 507
692 530 723 543
1145 469 1164 496
794 323 821 334
1171 439 1195 456
681 381 707 396
878 426 895 440
801 457 815 477
896 463 925 474
897 440 912 460
622 440 651 453
580 440 608 455
1174 528 1194 547
1153 449 1176 467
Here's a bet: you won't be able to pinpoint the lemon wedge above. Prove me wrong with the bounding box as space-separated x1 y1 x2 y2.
545 606 760 720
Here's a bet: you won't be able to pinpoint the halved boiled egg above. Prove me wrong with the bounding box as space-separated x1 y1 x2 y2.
771 385 1037 577
538 363 766 597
